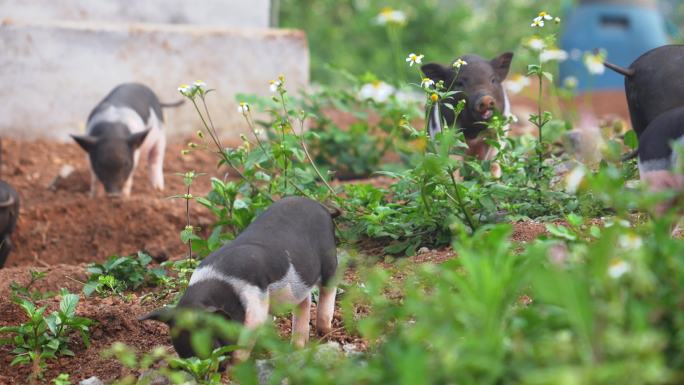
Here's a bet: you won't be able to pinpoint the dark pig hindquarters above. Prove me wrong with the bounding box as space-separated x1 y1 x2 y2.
638 106 684 217
604 45 684 137
0 180 19 268
71 83 182 198
140 197 340 362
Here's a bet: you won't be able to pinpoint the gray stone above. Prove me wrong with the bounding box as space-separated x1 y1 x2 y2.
256 359 275 385
79 377 105 385
0 20 309 141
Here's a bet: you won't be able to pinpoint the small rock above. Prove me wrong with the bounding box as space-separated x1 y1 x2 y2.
48 164 76 190
341 343 358 355
80 377 105 385
417 247 430 255
256 359 275 385
137 369 171 385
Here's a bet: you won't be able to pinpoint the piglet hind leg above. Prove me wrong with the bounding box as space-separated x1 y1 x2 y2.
316 286 337 337
292 294 312 348
148 133 166 191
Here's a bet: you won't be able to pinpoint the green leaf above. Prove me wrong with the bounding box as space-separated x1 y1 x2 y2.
59 294 79 318
624 129 638 150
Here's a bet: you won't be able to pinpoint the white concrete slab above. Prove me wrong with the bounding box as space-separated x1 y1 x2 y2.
0 0 271 28
0 20 309 140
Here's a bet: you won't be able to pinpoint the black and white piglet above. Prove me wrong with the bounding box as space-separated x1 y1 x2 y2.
421 53 514 165
141 197 340 360
72 83 182 198
0 180 19 268
637 106 684 216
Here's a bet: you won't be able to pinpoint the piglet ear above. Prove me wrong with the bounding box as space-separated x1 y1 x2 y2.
420 63 449 82
138 306 175 324
491 52 514 80
127 129 151 149
71 135 98 152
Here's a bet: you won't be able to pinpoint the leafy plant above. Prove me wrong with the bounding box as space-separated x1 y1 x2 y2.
83 252 166 297
10 270 57 301
239 71 421 180
106 311 246 385
0 290 94 381
51 373 71 385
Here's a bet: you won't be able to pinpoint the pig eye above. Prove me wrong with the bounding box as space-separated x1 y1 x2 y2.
455 79 466 88
490 77 498 84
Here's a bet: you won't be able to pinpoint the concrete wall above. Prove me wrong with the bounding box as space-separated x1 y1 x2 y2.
0 20 309 141
0 0 271 28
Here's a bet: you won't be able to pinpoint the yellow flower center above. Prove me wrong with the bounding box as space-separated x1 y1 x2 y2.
539 11 547 17
430 94 439 102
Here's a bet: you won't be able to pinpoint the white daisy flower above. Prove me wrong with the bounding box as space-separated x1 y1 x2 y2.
406 53 424 67
618 234 643 250
563 76 578 89
565 166 586 194
358 81 395 103
192 80 207 91
526 37 546 51
237 102 249 114
178 84 193 97
504 74 531 94
540 49 569 63
608 258 631 279
421 77 435 88
531 19 545 28
536 11 553 21
584 51 607 75
376 7 407 26
452 58 468 69
269 79 282 93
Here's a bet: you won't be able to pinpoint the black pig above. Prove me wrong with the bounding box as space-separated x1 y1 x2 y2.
72 83 183 198
140 197 340 362
421 53 514 165
0 180 19 268
604 45 684 138
637 106 684 217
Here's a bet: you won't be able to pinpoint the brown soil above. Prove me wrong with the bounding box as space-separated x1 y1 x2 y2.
0 138 550 384
2 138 223 267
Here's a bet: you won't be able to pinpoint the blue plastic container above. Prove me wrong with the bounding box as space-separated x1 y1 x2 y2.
559 4 669 92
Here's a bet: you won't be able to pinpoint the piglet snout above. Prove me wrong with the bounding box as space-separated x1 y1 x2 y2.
475 95 496 119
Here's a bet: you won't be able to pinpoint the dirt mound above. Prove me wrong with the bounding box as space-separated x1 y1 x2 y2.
1 138 228 268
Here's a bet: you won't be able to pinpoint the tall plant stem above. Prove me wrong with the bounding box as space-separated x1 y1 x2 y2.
190 99 271 201
186 183 192 260
297 119 336 196
448 169 478 231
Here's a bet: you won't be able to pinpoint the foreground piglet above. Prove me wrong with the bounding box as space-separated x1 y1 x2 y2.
72 83 182 198
140 196 340 361
0 180 19 268
604 45 684 138
638 106 684 217
421 53 513 167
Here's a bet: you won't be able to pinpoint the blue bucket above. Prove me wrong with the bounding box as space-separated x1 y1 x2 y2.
559 4 668 92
